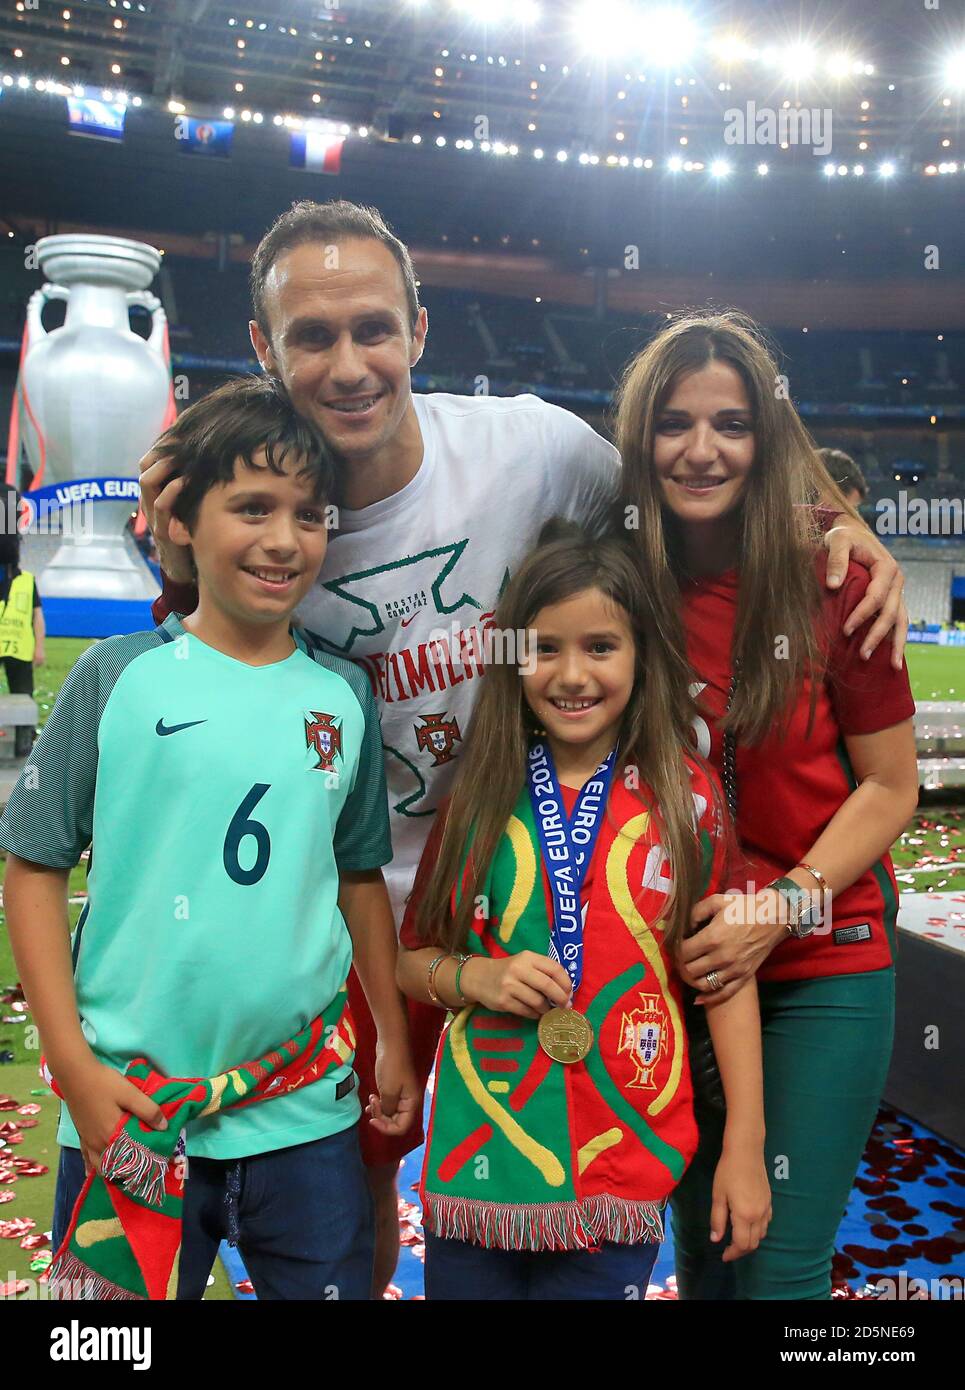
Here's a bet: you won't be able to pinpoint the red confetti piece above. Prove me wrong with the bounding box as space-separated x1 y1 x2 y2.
14 1119 37 1130
0 1098 18 1112
12 1162 48 1176
20 1232 49 1250
0 1279 30 1297
2 1134 23 1146
235 1278 254 1294
0 1191 15 1205
0 1218 35 1238
382 1283 403 1300
16 1104 40 1116
0 1122 20 1137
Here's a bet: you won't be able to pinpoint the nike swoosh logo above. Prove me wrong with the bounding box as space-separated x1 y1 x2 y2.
156 718 208 737
401 614 418 628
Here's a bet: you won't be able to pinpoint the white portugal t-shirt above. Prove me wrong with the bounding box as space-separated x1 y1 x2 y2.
295 392 622 927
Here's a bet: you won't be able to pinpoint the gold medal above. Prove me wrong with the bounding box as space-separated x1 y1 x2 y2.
538 1007 594 1064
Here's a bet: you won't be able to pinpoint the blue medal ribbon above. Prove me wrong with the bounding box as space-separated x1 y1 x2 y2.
526 741 617 992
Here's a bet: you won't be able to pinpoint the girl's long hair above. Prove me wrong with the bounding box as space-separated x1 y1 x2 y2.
614 308 860 744
413 518 717 955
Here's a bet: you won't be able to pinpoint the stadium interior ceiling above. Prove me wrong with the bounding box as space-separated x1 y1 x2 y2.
2 0 964 480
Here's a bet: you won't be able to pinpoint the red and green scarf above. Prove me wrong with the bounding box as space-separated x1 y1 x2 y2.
421 770 715 1253
47 989 355 1300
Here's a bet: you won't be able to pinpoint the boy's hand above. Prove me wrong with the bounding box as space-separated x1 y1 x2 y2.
710 1142 772 1263
367 1045 419 1137
466 951 572 1019
34 645 45 667
138 446 193 584
58 1058 168 1177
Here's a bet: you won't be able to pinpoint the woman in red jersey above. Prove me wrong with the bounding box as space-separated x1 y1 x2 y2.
614 310 919 1300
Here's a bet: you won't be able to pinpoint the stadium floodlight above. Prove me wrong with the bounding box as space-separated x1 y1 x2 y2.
556 149 568 161
637 8 697 67
756 162 769 175
452 0 517 19
879 160 895 178
411 133 422 143
223 106 235 118
710 158 731 177
667 154 683 171
436 135 446 146
943 52 965 89
853 164 864 176
826 52 852 78
780 43 817 80
533 147 544 158
837 163 848 175
358 126 369 137
572 1 633 59
824 161 836 177
711 33 757 64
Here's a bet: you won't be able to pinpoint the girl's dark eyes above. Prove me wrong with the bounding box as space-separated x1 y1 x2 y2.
657 418 751 434
536 642 616 655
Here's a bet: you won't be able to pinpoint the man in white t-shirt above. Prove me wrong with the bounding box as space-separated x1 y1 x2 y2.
141 198 904 1295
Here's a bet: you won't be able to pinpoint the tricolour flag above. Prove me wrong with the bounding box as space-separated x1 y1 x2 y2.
289 128 344 175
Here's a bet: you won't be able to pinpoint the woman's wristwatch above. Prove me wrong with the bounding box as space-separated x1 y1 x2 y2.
767 877 822 938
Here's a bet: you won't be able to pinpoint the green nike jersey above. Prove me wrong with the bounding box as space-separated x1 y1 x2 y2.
0 613 392 1159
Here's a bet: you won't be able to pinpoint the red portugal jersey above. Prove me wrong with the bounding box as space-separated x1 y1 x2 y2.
680 556 916 983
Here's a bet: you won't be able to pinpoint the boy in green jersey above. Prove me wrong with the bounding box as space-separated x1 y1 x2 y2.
1 376 416 1300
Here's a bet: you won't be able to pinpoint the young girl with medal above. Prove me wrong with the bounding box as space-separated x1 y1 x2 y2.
614 310 919 1299
397 521 772 1301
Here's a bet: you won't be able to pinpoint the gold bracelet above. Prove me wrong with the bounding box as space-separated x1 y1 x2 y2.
426 953 451 1005
797 861 829 896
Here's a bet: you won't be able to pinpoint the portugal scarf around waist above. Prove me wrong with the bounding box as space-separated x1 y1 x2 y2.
46 989 356 1301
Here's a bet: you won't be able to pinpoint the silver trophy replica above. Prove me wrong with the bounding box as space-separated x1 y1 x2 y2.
17 234 172 602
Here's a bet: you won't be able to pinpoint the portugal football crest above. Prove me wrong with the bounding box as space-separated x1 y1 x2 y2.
415 713 462 766
619 992 669 1089
305 711 342 773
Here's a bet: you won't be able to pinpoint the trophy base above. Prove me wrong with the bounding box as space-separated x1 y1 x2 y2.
39 533 161 603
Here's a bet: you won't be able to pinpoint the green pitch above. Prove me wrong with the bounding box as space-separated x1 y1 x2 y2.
905 643 965 702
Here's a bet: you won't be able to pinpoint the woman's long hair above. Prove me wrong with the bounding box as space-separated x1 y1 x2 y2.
614 308 859 744
413 519 718 955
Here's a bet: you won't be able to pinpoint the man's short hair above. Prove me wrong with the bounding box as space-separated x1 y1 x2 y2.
817 447 868 502
250 199 421 340
154 375 337 532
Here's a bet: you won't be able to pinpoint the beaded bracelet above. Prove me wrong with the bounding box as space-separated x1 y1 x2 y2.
453 953 478 1005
